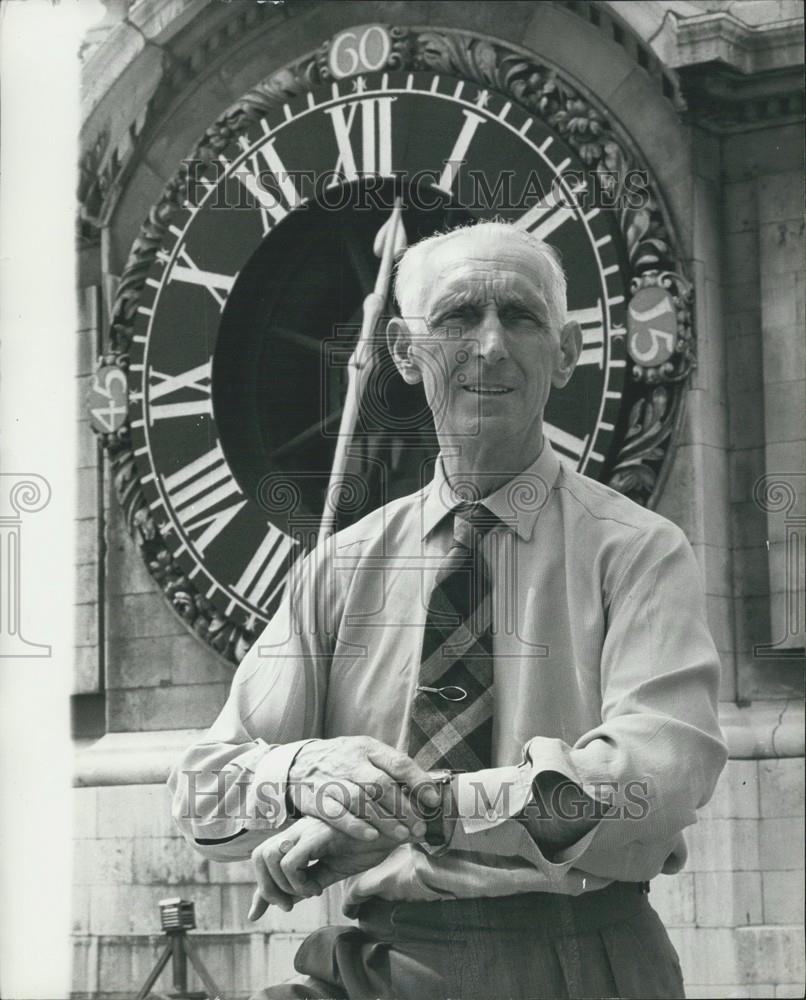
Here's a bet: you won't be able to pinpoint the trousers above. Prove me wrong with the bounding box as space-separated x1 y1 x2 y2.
251 881 685 1000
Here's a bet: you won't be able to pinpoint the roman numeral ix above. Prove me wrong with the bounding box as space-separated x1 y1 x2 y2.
147 359 212 423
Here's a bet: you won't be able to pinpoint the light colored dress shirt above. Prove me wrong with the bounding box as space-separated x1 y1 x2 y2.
168 441 728 916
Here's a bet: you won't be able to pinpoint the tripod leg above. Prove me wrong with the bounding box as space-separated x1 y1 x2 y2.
136 942 173 1000
183 936 224 1000
172 932 190 994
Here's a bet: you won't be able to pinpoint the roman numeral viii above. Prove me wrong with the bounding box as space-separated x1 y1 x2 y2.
161 443 246 556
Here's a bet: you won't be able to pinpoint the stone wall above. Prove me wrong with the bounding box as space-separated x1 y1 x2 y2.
660 758 805 998
723 127 805 699
75 282 103 701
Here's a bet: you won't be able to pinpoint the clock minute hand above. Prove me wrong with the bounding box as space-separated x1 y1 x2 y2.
319 198 408 543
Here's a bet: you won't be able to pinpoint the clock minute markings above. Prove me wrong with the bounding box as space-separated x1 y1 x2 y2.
568 303 605 369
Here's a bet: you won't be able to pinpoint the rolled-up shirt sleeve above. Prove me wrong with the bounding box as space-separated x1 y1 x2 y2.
167 550 331 861
444 520 728 880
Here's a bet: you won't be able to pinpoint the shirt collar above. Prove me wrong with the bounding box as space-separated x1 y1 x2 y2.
421 439 561 542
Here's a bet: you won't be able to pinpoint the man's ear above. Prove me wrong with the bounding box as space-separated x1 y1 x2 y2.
387 316 422 385
551 319 582 388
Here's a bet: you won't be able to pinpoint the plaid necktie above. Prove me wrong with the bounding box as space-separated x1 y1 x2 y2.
408 503 498 772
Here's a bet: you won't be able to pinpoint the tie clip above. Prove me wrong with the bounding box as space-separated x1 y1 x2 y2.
416 684 468 702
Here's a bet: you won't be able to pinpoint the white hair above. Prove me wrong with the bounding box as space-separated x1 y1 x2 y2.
393 221 568 331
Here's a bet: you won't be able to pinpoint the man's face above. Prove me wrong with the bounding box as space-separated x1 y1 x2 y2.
397 231 576 452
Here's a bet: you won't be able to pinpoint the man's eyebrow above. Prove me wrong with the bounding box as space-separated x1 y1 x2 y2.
426 289 477 316
497 287 552 319
425 284 551 323
496 290 539 309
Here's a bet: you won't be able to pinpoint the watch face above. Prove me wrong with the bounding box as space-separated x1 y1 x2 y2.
110 30 692 659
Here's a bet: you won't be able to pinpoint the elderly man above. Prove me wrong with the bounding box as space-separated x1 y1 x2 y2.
169 221 727 999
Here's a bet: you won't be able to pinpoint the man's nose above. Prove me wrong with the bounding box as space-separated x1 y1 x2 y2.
472 309 509 364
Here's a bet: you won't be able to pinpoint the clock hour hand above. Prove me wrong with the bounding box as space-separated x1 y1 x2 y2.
318 198 408 542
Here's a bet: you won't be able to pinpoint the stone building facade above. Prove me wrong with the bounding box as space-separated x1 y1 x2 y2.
73 1 805 997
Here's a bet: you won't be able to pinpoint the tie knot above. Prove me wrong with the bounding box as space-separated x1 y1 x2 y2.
453 502 498 549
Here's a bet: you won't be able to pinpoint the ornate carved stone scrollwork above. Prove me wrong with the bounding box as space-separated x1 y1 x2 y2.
608 385 676 501
94 26 694 661
77 128 110 246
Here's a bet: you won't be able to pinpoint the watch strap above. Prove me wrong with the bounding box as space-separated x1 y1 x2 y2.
423 770 454 847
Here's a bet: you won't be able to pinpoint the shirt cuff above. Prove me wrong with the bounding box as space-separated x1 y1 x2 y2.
244 738 320 831
444 807 597 881
458 738 586 808
522 736 578 778
521 736 605 863
453 765 534 834
442 744 604 876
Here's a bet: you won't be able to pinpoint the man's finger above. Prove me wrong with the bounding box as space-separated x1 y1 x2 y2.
322 765 414 844
301 861 343 894
319 789 381 842
249 864 294 916
265 842 298 898
248 888 269 922
311 774 409 840
251 845 295 913
353 786 419 842
275 822 334 896
253 862 294 912
360 769 427 837
295 780 380 841
280 836 327 896
366 746 441 806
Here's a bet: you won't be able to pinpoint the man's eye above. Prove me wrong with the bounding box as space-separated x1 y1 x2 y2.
501 309 534 324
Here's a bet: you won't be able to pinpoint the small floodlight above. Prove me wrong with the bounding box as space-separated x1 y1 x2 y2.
158 897 196 932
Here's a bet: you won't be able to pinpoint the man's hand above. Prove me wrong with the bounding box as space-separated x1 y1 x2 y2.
248 816 398 920
287 736 441 842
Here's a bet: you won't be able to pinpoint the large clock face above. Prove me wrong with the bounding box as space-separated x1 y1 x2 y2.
127 68 629 634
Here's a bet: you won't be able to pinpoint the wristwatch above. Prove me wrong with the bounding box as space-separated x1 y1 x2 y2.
422 769 455 848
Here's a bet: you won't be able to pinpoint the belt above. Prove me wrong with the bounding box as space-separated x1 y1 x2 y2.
358 881 651 939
